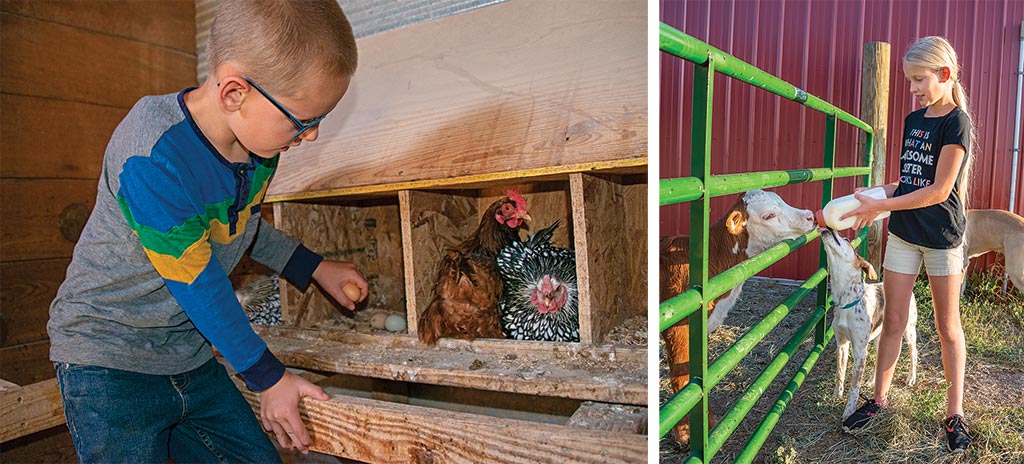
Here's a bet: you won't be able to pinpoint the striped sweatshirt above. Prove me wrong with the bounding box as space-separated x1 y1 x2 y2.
48 89 322 391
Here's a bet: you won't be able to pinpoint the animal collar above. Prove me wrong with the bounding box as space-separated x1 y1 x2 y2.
837 297 861 310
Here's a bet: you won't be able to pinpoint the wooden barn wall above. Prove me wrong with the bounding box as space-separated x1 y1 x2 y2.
661 0 1024 280
0 0 197 386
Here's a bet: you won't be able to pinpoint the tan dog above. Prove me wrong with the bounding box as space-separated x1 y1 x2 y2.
964 209 1024 292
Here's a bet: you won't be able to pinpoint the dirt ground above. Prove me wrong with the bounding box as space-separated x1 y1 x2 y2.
659 277 1024 464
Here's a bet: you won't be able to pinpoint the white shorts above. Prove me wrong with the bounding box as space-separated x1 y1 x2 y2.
882 233 964 276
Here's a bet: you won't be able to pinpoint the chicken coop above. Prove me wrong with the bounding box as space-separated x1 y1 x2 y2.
0 1 647 463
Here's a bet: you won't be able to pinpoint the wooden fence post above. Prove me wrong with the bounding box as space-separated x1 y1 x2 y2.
860 42 890 274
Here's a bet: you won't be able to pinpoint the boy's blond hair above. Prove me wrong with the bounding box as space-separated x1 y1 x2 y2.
208 0 357 95
904 36 975 209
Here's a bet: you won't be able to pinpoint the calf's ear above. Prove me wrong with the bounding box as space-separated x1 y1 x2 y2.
725 210 746 235
856 256 878 281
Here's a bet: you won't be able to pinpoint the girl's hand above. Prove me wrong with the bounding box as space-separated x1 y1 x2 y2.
259 371 330 454
840 192 883 230
311 260 368 310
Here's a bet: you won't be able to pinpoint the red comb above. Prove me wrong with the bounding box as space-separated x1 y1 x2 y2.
506 189 527 212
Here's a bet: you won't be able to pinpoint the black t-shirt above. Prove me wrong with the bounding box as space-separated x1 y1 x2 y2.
888 107 971 249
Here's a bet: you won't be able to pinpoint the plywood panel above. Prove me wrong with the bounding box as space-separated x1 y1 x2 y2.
0 94 124 179
623 178 647 311
0 0 195 52
0 258 69 347
0 341 53 386
0 179 96 262
570 174 627 344
275 199 404 327
267 0 646 199
0 13 196 108
400 190 478 333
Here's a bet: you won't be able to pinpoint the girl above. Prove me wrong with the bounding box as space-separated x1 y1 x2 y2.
839 36 975 453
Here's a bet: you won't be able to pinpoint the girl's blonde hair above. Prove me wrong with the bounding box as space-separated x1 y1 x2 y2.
903 36 975 210
208 0 357 96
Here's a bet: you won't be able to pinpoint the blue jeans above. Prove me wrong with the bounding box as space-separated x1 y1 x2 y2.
55 357 281 464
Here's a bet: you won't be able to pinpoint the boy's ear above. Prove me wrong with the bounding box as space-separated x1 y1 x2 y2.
217 76 248 113
856 256 879 281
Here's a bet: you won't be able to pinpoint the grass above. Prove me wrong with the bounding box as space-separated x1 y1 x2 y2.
660 270 1024 463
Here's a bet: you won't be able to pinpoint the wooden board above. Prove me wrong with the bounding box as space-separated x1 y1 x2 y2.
266 0 646 200
0 13 196 109
0 258 69 347
0 0 195 52
0 379 64 443
275 199 404 327
567 402 647 435
571 173 627 344
253 326 646 405
0 179 97 262
0 341 53 387
230 376 646 463
0 94 125 179
0 426 76 463
399 190 478 334
0 379 18 393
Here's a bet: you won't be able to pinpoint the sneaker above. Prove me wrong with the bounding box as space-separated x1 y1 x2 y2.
944 414 972 453
842 399 885 432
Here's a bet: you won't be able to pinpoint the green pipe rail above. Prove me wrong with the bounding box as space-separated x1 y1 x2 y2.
659 22 877 463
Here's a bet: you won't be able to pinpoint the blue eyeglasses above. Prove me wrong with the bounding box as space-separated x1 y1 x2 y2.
243 77 327 140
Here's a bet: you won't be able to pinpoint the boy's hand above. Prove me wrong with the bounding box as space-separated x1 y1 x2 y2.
259 370 330 454
312 260 368 310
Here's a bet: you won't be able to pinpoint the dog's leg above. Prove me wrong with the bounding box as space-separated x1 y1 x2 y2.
1008 253 1024 294
835 337 850 398
905 298 919 386
843 338 869 420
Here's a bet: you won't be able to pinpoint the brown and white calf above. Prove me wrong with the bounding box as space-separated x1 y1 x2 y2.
660 189 816 443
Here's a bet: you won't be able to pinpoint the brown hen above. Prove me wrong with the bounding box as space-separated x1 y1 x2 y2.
417 190 531 345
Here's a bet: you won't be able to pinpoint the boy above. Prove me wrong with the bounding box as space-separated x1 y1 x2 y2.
47 1 362 461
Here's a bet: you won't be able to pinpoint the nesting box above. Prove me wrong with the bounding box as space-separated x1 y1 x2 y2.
238 1 648 461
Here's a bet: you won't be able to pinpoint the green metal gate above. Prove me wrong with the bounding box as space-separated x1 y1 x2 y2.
659 23 877 463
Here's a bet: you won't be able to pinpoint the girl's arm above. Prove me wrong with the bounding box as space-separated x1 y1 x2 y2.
842 144 966 229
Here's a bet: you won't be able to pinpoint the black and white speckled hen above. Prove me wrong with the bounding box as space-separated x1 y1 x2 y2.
235 274 282 326
496 220 579 342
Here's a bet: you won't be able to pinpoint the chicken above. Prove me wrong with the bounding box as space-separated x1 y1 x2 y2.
417 190 531 345
496 220 579 342
235 274 282 326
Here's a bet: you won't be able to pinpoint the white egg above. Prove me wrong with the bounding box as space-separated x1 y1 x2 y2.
369 312 388 330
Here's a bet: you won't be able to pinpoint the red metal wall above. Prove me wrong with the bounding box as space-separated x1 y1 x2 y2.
661 0 1024 279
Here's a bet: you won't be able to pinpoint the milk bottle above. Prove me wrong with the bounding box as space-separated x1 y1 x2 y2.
816 186 890 230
